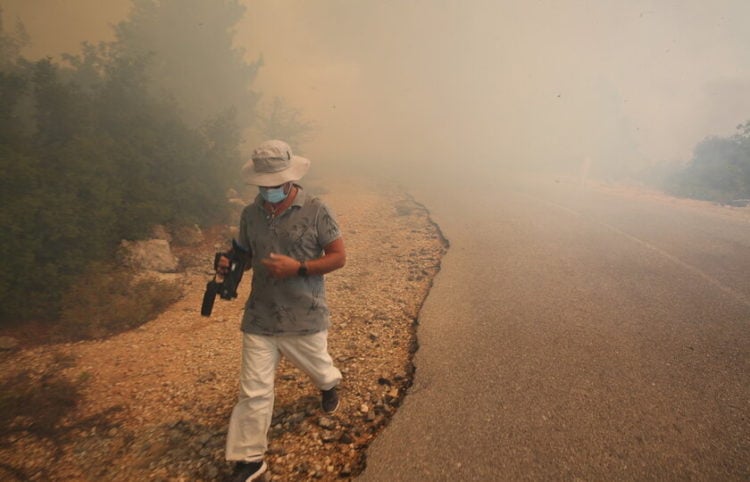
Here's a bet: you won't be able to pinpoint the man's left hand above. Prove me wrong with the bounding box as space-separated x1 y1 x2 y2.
261 253 300 279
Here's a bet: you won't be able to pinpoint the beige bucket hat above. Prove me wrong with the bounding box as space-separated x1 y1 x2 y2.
242 140 310 186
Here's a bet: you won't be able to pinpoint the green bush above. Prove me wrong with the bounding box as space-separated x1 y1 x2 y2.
665 121 750 202
0 13 244 324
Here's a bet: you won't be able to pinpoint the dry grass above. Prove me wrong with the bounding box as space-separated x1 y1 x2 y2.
57 263 183 341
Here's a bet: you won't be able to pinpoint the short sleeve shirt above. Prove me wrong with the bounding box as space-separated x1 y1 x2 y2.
237 186 341 335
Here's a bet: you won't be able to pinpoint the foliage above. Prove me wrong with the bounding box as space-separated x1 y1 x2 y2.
112 0 261 128
0 7 28 70
254 96 314 152
0 4 248 324
665 121 750 202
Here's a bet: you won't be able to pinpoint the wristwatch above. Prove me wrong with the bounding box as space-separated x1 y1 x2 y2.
297 260 308 277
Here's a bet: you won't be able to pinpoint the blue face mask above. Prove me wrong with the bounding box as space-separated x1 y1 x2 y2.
260 185 289 204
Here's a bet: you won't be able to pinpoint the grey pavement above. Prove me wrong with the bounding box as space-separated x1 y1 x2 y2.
360 174 750 481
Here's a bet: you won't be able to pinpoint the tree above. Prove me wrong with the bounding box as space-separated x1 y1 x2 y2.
0 8 32 146
0 31 244 322
732 120 750 197
0 7 29 71
112 0 261 128
0 2 259 323
254 96 314 152
666 121 750 201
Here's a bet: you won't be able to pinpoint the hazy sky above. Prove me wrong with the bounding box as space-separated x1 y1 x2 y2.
5 0 750 178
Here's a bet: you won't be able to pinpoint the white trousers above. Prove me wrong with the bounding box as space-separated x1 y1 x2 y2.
225 330 342 462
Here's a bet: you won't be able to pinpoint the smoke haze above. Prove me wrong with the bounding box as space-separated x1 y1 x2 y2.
5 0 750 181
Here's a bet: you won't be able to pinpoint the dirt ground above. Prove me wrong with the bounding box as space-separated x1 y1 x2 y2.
0 178 448 481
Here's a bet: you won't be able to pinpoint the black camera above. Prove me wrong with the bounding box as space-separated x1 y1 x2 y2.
201 240 248 317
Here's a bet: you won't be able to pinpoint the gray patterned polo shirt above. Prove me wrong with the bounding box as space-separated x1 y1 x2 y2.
237 186 341 335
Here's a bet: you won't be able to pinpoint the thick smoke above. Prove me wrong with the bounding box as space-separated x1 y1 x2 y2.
5 0 750 183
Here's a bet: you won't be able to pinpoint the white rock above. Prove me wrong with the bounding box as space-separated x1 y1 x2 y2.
119 239 179 273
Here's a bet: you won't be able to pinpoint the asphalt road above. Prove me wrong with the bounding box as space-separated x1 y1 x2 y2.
360 174 750 481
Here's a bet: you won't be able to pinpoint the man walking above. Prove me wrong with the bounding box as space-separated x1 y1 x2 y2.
224 140 346 481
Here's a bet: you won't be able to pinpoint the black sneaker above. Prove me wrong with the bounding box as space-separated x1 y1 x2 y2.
232 460 267 482
321 387 340 413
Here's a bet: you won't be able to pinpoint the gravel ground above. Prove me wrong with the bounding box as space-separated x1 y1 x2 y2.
0 178 448 481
